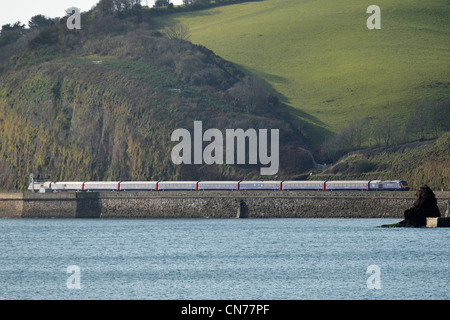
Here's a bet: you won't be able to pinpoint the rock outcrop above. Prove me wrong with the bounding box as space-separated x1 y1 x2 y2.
381 184 441 227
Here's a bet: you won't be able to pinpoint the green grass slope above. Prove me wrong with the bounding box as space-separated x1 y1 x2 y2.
153 0 450 143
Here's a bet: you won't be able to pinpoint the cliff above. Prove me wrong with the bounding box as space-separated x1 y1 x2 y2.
0 5 312 191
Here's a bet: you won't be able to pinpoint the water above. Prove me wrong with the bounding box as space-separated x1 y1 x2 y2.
0 218 448 300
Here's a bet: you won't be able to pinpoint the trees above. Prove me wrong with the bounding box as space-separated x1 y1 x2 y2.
227 76 268 114
113 0 141 12
154 0 172 7
28 15 53 29
405 103 432 141
97 0 116 16
433 99 450 133
320 116 372 161
320 98 450 164
0 22 26 47
0 22 41 66
97 0 142 17
405 99 450 141
347 116 370 149
372 114 401 147
183 0 211 7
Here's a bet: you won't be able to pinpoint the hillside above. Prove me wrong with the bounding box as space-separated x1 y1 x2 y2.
152 0 450 144
310 132 450 191
0 0 448 191
0 3 313 191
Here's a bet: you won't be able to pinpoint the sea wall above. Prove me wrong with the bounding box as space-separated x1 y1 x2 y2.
0 193 23 218
1 190 449 218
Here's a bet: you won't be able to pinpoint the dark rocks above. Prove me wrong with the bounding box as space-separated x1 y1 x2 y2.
381 184 441 227
236 200 248 218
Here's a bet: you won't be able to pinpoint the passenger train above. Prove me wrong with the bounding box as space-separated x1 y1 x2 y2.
28 180 410 192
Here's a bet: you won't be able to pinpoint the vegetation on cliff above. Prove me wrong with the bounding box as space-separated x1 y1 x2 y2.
0 0 448 191
311 132 450 191
0 1 311 191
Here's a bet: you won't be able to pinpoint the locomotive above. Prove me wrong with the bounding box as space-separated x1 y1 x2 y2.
28 180 410 192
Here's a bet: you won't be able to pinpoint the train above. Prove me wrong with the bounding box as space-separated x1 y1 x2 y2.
28 180 410 192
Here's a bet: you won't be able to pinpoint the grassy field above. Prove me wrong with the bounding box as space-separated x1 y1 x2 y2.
153 0 450 143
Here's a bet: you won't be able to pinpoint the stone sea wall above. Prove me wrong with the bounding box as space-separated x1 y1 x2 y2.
0 193 23 218
1 190 449 218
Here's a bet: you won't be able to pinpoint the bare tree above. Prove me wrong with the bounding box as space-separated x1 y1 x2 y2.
348 116 370 149
227 76 268 114
164 23 191 41
405 103 434 141
372 114 400 146
406 99 450 140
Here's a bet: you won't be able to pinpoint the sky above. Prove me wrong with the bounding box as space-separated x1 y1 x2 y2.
0 0 184 28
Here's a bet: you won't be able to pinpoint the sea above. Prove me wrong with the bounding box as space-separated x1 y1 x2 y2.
0 218 448 300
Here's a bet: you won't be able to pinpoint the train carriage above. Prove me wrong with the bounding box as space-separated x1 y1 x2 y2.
282 181 326 190
83 181 120 191
27 182 45 192
157 181 198 191
369 180 410 191
325 180 370 191
238 181 282 190
52 181 84 192
198 181 239 190
119 181 158 191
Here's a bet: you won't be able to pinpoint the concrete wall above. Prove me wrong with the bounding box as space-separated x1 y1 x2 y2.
1 191 449 218
22 192 78 218
0 193 23 218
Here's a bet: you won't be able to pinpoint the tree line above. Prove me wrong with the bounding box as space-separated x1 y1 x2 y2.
0 0 259 50
147 0 261 16
320 99 450 162
0 0 147 66
0 15 54 47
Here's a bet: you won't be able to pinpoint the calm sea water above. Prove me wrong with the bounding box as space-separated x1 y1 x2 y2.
0 218 448 300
